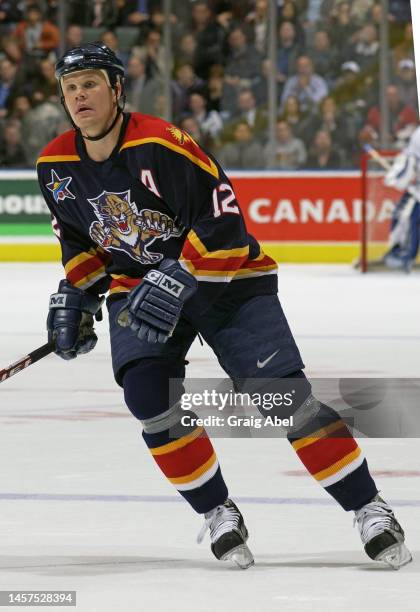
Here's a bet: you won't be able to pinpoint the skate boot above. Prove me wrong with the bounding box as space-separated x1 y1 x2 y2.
354 494 412 569
197 499 254 569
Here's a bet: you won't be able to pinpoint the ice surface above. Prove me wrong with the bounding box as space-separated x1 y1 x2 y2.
0 264 419 611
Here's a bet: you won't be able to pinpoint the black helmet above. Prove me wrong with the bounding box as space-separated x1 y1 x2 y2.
55 42 126 142
55 42 125 87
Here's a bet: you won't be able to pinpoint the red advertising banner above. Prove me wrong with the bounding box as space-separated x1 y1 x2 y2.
0 171 399 262
229 172 395 242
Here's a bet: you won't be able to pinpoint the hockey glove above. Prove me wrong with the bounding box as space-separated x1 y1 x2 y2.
117 259 197 344
47 280 104 360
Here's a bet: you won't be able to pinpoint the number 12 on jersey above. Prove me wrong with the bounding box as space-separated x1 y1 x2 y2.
212 183 240 218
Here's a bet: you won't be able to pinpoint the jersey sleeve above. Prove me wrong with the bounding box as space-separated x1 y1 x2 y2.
37 172 111 296
148 131 275 312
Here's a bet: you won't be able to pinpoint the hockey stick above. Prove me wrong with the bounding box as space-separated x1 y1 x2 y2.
363 144 392 171
363 144 420 200
0 342 55 383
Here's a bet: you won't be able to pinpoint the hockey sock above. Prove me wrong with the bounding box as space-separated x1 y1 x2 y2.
288 399 378 511
285 372 378 511
122 359 228 514
142 421 228 514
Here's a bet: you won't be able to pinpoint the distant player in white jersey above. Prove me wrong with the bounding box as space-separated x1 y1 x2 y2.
383 125 420 271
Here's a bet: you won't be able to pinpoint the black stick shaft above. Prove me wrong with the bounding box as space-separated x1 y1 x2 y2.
0 342 55 383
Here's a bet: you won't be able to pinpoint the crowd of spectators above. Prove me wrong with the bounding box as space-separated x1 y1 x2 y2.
0 0 417 169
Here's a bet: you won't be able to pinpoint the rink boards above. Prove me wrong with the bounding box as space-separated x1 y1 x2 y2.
0 169 380 263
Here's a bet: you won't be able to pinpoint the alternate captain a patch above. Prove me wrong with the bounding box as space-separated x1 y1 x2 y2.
46 170 76 203
88 189 183 265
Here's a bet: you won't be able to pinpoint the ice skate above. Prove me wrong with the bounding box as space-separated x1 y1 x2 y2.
354 494 412 569
197 499 254 569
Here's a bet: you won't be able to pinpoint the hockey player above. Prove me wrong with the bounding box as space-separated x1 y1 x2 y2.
37 43 412 569
382 125 420 271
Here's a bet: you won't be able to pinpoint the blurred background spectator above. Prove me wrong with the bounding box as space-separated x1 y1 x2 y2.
309 29 339 86
179 115 206 147
69 0 117 28
263 119 307 169
0 118 27 166
188 0 225 79
304 128 342 169
364 84 417 146
279 0 305 47
222 88 267 142
12 3 59 78
0 1 23 33
113 0 149 28
186 90 223 145
133 27 168 77
279 94 312 144
21 88 63 165
324 2 358 59
224 27 262 95
276 21 303 92
280 55 328 113
100 29 130 67
0 0 416 170
33 57 58 100
305 95 358 161
172 63 205 119
350 23 379 72
393 57 417 109
391 21 414 69
244 0 268 55
65 23 83 50
0 57 19 118
125 53 163 114
218 120 264 168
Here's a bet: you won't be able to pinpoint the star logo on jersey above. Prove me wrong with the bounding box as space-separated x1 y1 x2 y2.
87 189 183 265
46 170 76 203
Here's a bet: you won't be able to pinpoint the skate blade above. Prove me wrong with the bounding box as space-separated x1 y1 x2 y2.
376 542 413 570
221 544 254 569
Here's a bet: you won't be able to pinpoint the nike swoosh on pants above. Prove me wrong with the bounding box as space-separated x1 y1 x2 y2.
257 349 280 369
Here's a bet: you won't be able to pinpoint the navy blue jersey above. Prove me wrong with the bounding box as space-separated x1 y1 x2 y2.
37 112 277 313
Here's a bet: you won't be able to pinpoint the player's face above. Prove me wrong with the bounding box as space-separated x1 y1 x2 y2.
62 69 117 134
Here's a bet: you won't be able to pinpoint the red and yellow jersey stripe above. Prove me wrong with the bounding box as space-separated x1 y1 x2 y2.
37 130 79 164
180 230 277 282
120 113 219 179
64 248 108 290
109 274 141 296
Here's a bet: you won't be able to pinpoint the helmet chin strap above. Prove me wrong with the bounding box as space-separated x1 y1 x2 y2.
81 104 122 141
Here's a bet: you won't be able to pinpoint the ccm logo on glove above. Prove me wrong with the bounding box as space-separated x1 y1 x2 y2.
145 270 185 297
117 259 197 344
47 280 104 360
50 294 67 307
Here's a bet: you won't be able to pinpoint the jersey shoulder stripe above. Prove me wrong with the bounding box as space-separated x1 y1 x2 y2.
120 112 219 179
37 130 80 165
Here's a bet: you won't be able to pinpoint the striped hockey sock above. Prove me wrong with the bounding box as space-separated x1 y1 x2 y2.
288 403 378 511
142 420 228 514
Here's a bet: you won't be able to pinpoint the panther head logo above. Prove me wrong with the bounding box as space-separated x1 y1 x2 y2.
88 190 182 265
